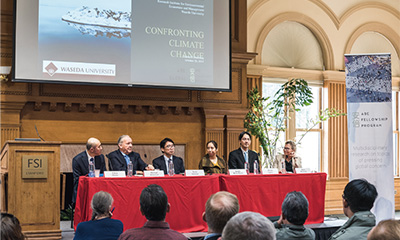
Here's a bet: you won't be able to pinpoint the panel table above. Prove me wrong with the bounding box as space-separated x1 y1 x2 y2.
74 173 327 231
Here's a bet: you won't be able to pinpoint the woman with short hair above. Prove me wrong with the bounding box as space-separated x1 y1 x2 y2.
273 140 302 173
74 191 123 240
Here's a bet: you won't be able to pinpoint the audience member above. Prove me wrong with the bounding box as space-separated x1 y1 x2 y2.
274 191 315 240
221 211 276 240
1 213 25 240
118 184 187 240
107 135 154 175
74 191 123 240
328 179 378 240
72 137 106 203
152 138 185 175
201 191 239 240
228 131 260 173
367 219 400 240
273 140 302 173
199 140 227 174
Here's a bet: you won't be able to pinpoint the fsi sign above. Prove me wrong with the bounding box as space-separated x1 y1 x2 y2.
22 155 48 179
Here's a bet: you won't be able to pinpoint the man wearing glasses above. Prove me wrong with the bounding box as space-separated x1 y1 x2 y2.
152 138 185 175
328 179 377 240
107 135 154 175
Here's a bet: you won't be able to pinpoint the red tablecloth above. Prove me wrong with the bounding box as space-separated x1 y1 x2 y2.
74 173 327 232
219 173 327 224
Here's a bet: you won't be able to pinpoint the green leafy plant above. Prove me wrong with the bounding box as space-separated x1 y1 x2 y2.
245 78 345 168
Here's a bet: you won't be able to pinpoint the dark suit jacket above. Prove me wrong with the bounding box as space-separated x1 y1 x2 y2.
152 155 185 174
106 150 147 174
228 148 260 173
72 151 106 203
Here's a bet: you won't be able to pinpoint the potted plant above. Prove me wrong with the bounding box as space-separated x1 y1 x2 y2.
245 78 345 168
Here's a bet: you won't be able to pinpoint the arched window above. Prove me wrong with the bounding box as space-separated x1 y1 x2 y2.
261 21 324 70
261 22 325 171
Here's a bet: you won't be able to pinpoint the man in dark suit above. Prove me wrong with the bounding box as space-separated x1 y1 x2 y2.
107 135 154 174
201 191 239 240
152 138 185 175
228 131 260 173
72 137 106 203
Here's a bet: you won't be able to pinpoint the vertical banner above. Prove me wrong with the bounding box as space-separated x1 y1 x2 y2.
345 53 394 222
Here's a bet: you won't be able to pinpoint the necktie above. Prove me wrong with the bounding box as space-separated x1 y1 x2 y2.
244 152 248 163
90 157 94 163
124 155 130 165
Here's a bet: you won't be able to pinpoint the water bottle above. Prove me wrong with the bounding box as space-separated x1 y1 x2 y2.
281 161 286 174
127 161 133 177
244 162 249 175
168 160 175 176
88 161 95 177
254 160 259 175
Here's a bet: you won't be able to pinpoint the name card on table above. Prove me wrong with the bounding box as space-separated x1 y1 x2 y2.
144 170 165 177
296 168 311 173
262 168 279 174
229 169 248 175
104 171 126 178
185 170 205 176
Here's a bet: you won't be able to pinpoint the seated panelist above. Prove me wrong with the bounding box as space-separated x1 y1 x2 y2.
198 140 227 174
273 140 302 173
152 138 185 175
228 131 260 173
107 135 154 175
72 137 106 203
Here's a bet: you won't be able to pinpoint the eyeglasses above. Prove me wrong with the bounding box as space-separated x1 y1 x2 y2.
284 147 292 150
165 145 175 149
342 194 347 200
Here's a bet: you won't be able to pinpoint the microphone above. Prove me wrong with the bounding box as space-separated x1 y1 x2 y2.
34 125 45 141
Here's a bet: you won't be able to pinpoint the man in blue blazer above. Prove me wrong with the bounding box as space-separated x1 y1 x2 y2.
72 137 106 203
228 131 260 173
107 135 154 174
152 138 185 175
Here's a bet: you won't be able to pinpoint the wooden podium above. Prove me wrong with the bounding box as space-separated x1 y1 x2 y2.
1 141 61 239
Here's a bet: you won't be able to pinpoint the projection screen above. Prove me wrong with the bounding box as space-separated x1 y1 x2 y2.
13 0 231 91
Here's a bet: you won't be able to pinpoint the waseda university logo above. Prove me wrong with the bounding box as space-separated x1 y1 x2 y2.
45 62 58 76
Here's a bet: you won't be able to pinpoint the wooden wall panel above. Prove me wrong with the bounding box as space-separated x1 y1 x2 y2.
1 125 19 146
327 82 348 179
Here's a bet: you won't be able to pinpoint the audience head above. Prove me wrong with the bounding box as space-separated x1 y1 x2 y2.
222 211 276 240
238 131 252 150
140 184 169 221
281 191 309 225
367 219 400 240
86 137 103 156
206 140 218 158
204 191 239 234
118 135 133 155
1 213 25 240
91 191 113 220
342 179 377 215
160 138 175 157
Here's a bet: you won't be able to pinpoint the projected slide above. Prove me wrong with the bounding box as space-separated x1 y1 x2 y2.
131 0 213 86
15 0 230 90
